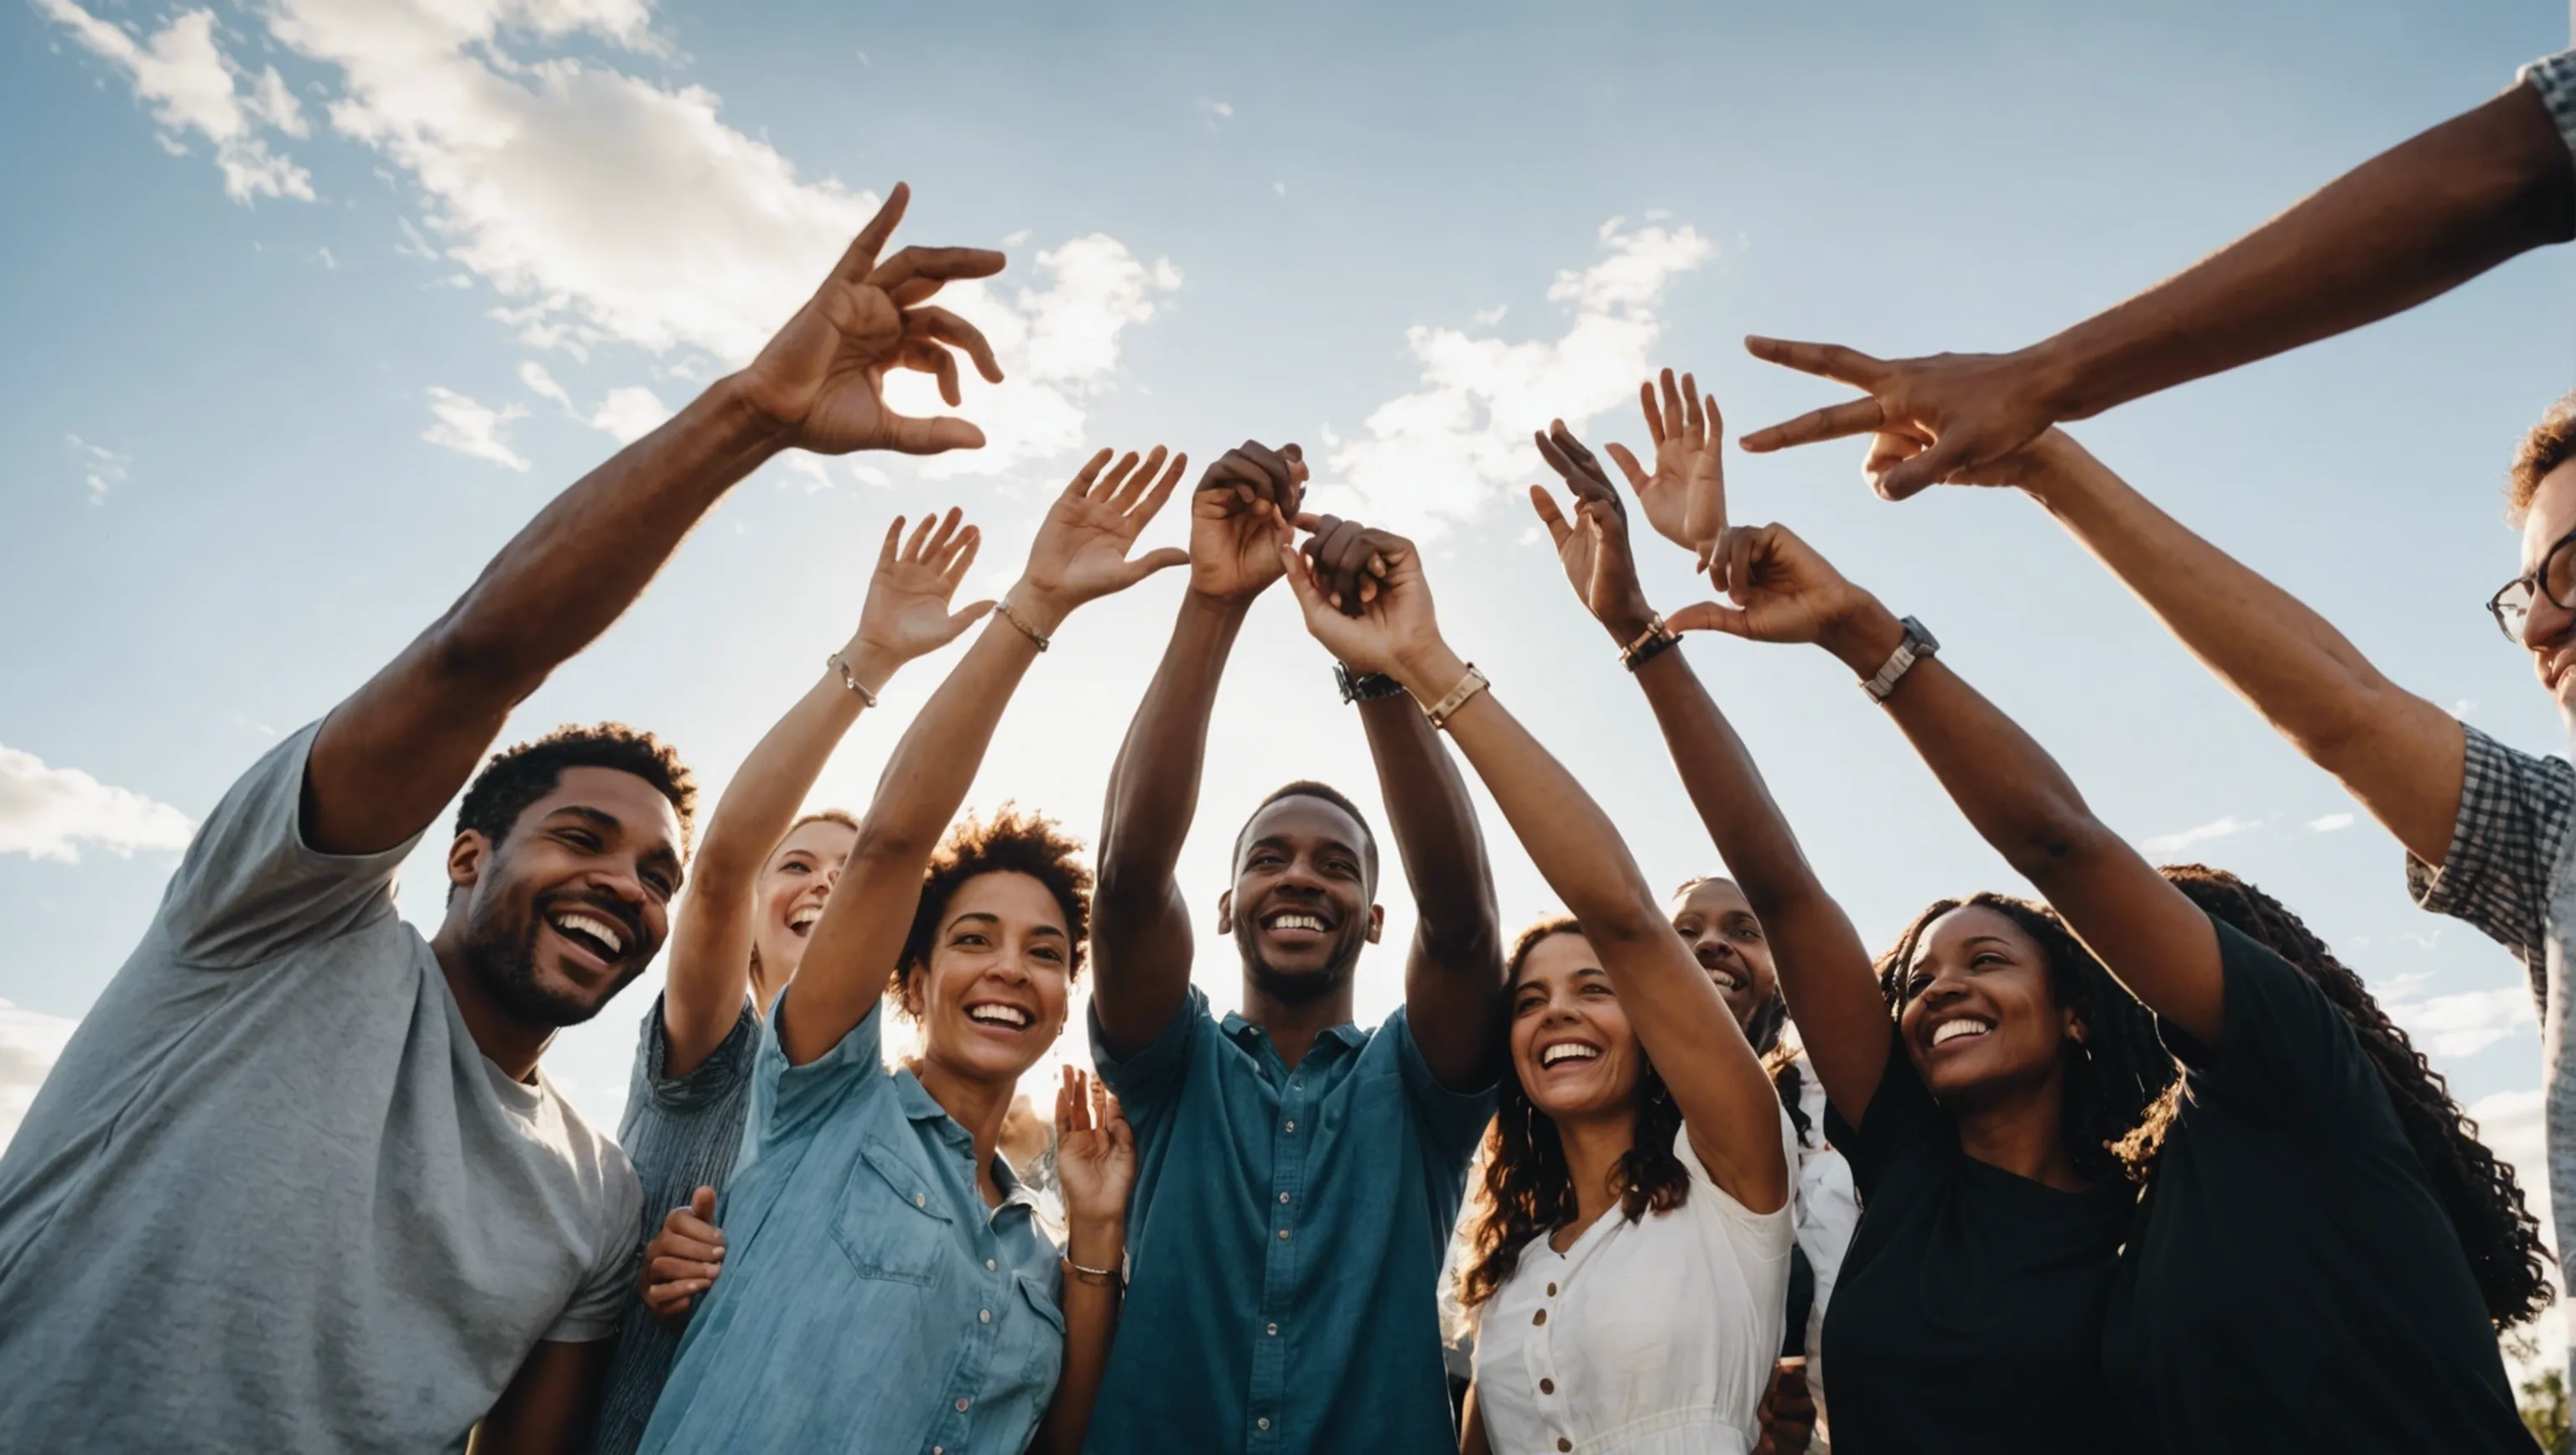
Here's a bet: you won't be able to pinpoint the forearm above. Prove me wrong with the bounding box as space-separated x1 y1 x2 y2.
2039 85 2572 424
1033 1220 1127 1455
1358 694 1500 967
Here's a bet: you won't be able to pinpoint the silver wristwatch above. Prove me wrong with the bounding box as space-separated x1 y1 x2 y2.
1862 616 1939 703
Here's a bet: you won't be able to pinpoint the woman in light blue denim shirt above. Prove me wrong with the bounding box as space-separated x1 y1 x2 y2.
634 445 1188 1455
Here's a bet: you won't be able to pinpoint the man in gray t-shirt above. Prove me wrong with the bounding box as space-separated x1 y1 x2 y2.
0 184 1008 1452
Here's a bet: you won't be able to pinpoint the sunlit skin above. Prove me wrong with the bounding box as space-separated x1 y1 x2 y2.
1509 930 1647 1127
435 766 685 1077
1893 907 2085 1118
2516 460 2576 717
1668 878 1777 1033
1218 795 1385 1006
899 870 1077 1140
746 818 858 1010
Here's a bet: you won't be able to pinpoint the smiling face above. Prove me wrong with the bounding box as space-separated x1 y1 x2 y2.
449 765 684 1030
1507 929 1646 1125
1669 878 1777 1032
903 870 1074 1087
2518 460 2576 716
1222 794 1383 1006
1893 905 2082 1109
750 817 858 1000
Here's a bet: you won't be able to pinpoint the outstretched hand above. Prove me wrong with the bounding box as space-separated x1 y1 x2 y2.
1011 447 1192 629
1278 522 1445 681
1527 421 1655 641
853 508 995 664
1667 522 1876 648
738 182 1008 457
1737 336 2060 501
1052 1066 1136 1230
1602 368 1727 563
1190 441 1308 602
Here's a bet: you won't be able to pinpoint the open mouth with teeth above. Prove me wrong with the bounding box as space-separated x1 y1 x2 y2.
1693 947 1746 993
786 903 823 938
545 906 630 969
1536 1039 1604 1072
1928 1016 1994 1049
964 1002 1035 1033
1260 909 1334 940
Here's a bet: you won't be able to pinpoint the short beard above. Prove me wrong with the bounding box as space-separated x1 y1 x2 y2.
1236 919 1364 1007
459 890 635 1031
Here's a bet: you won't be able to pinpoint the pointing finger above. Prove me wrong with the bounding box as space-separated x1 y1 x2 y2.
1742 335 1889 388
1740 397 1886 455
828 181 910 283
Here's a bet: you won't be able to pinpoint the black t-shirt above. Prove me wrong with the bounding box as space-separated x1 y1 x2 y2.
2102 915 2530 1453
1820 1035 2142 1454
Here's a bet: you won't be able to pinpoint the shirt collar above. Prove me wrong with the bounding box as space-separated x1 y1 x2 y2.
892 1067 1041 1218
1219 1011 1367 1054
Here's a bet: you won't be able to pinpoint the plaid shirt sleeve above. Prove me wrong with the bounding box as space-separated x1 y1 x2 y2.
2520 49 2576 162
2406 724 2575 1011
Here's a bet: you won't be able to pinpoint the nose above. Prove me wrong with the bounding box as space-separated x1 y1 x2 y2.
2521 591 2573 655
1915 967 1967 1010
819 863 844 891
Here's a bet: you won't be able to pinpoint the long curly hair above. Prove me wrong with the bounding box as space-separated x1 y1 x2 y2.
2156 864 2553 1328
1879 893 2176 1187
1459 917 1691 1309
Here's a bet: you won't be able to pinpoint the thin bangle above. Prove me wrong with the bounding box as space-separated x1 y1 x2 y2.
824 652 879 708
1062 1256 1123 1289
995 598 1052 652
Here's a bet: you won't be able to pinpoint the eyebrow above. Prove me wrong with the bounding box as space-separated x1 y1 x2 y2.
1246 834 1361 859
945 912 1066 939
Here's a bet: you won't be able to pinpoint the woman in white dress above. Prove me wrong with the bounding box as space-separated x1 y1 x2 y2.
1270 491 1794 1455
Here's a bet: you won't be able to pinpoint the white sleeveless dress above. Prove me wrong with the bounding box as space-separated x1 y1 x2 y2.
1472 1113 1796 1455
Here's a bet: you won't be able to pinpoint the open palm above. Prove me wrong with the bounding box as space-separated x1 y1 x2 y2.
1015 447 1192 619
1603 368 1727 555
1530 423 1654 632
738 183 1008 457
854 508 993 662
1053 1067 1135 1229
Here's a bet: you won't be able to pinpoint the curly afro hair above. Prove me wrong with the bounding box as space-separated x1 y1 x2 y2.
891 805 1093 1016
449 724 695 900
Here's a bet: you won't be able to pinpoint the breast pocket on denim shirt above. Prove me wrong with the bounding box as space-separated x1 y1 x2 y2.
831 1135 950 1286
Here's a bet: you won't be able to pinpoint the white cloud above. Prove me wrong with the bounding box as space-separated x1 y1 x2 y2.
2307 812 2356 834
421 387 530 470
1198 96 1233 125
1317 216 1713 537
65 434 128 501
589 384 670 443
2141 813 2259 855
517 359 575 412
2387 985 2536 1058
0 1000 80 1153
36 2 314 203
0 746 195 863
2454 699 2480 720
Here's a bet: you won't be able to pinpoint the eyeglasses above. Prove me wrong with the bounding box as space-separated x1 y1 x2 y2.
2488 524 2576 642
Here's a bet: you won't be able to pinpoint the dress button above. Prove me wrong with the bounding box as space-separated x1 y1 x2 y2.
1266 1322 1279 1336
955 1397 971 1412
1532 1309 1546 1326
979 1308 991 1323
1540 1379 1555 1395
985 1259 997 1271
934 1448 943 1455
1277 1192 1291 1204
1557 1440 1572 1452
1545 1282 1557 1296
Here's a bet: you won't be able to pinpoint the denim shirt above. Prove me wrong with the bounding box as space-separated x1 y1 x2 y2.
636 996 1062 1455
1082 986 1494 1455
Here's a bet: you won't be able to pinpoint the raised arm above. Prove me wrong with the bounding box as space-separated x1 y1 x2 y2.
1281 529 1786 1213
1682 522 2225 1047
1089 442 1306 1057
779 449 1189 1065
1305 514 1504 1089
305 184 1004 855
1920 428 2461 866
1031 1068 1135 1455
1738 77 2573 501
659 510 993 1074
1530 413 1888 1124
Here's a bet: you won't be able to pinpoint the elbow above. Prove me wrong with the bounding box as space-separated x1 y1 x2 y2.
1571 888 1673 953
2001 813 2120 885
848 818 936 873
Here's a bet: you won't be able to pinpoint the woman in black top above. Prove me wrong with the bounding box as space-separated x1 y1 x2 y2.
1524 408 2172 1454
1677 491 2546 1453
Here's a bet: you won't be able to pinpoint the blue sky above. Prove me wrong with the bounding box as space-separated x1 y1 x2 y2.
7 0 2574 1340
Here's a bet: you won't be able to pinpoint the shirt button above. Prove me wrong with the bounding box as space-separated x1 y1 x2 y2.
1540 1378 1555 1395
1266 1322 1279 1336
1545 1282 1557 1296
1283 1120 1296 1133
1277 1192 1291 1204
1277 1228 1291 1240
985 1259 997 1271
915 1193 927 1208
1557 1440 1572 1452
979 1308 991 1323
955 1397 971 1412
1257 1417 1272 1431
1532 1309 1546 1326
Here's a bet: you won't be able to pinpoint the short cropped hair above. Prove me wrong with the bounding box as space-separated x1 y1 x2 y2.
454 723 698 859
2507 390 2576 524
892 806 1093 1011
1232 780 1379 886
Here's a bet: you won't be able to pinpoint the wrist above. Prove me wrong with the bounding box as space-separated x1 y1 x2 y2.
1180 585 1258 625
1598 602 1658 647
1064 1217 1125 1266
837 640 904 690
710 370 800 459
2023 334 2095 424
1391 640 1471 703
1819 595 1906 676
1004 580 1074 638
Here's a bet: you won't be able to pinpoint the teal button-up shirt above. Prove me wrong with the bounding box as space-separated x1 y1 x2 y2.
1083 986 1494 1455
638 998 1063 1455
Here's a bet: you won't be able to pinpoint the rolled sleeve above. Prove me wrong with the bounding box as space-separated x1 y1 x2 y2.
2404 725 2573 1009
1088 986 1204 1121
1389 1006 1495 1169
2521 49 2576 162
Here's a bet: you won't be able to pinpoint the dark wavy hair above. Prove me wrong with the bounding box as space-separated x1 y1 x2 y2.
1879 892 2176 1187
450 723 696 902
1461 917 1691 1309
891 806 1092 1016
2154 864 2553 1328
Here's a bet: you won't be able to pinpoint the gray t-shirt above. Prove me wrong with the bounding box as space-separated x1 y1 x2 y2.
0 724 643 1454
588 993 761 1455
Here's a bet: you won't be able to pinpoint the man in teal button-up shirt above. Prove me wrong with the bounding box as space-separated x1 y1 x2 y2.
1084 442 1507 1454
